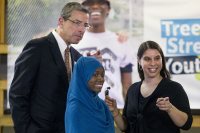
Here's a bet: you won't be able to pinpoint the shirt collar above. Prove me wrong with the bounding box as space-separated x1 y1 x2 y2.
52 29 70 60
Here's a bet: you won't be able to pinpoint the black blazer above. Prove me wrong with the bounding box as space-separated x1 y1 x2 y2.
9 33 82 133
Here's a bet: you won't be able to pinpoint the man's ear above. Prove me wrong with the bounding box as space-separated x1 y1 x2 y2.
58 17 64 27
106 8 110 17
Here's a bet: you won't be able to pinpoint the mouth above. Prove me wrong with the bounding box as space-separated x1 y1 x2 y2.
91 11 101 16
72 35 82 43
148 68 157 73
95 84 103 88
90 11 101 17
75 34 83 39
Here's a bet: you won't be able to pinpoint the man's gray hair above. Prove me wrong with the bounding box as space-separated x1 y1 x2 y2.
61 2 89 20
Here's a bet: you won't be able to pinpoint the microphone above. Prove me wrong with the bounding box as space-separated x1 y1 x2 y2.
105 87 111 96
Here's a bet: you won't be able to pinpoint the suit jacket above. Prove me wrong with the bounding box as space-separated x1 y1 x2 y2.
9 33 82 133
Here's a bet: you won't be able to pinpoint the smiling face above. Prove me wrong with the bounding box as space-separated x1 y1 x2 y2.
139 49 162 79
88 67 105 93
83 2 110 27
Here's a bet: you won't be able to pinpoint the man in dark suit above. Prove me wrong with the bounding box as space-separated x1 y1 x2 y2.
9 2 90 133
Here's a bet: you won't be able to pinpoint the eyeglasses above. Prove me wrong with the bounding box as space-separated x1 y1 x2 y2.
66 18 91 29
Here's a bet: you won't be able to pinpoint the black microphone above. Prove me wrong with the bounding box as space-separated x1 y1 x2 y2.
105 87 111 96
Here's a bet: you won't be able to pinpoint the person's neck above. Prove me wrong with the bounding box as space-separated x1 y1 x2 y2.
143 75 163 86
56 28 70 45
141 76 163 97
88 24 105 33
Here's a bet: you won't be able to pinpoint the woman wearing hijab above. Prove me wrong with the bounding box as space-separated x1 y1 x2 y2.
65 56 114 133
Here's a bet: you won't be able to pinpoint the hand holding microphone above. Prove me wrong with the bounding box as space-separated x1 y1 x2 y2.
104 87 119 118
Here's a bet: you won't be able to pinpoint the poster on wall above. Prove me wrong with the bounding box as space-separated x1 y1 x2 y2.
143 0 200 111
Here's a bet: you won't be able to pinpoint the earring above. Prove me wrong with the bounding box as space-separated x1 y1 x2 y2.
139 65 142 70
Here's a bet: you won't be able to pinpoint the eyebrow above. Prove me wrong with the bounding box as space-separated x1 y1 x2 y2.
71 19 81 22
73 19 89 24
143 55 161 58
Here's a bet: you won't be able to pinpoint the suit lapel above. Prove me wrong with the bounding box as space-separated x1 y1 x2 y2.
47 33 68 83
70 46 82 70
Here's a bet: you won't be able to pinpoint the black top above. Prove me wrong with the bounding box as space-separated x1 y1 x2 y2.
123 78 193 133
138 92 150 114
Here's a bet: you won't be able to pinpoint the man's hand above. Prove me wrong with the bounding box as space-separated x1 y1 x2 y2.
116 31 128 43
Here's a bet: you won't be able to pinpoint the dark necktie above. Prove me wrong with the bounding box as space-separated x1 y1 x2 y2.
65 46 72 82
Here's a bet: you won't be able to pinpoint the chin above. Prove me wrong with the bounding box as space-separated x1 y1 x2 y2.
96 89 102 94
149 74 160 78
73 38 82 44
72 42 78 44
74 40 81 44
91 22 101 27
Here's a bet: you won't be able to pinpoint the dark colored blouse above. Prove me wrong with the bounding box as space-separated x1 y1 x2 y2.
138 91 150 114
123 78 193 133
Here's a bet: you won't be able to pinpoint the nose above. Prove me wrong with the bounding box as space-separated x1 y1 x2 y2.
150 59 158 65
149 59 156 65
77 28 85 36
98 75 104 82
90 4 100 10
78 25 87 32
